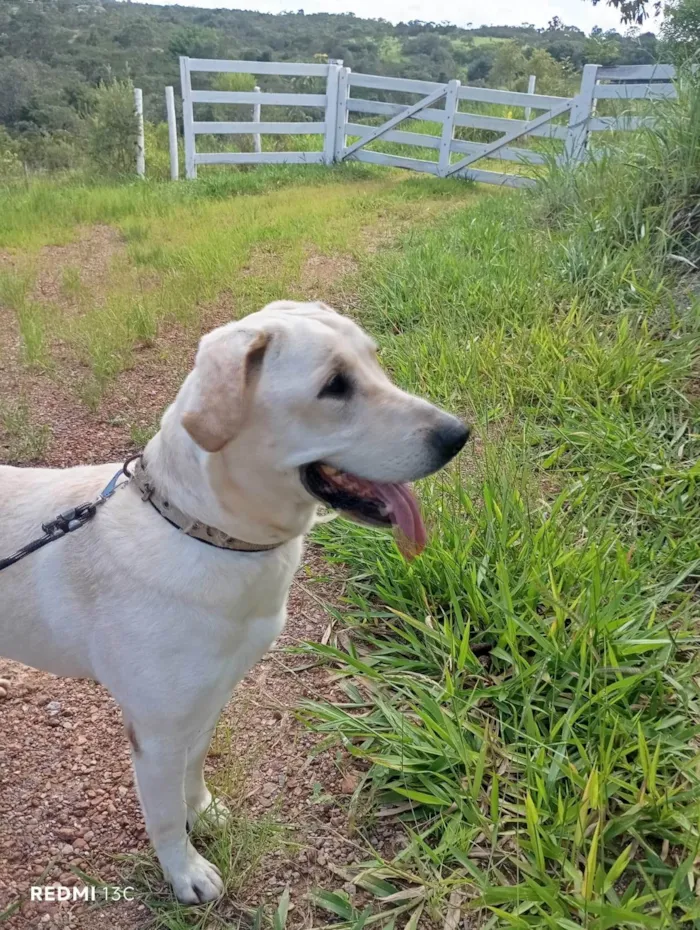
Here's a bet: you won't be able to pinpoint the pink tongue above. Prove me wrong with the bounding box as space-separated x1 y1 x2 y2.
374 483 427 559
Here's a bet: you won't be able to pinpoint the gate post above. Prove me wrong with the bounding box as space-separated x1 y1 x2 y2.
438 79 460 177
134 88 145 179
324 60 343 166
165 86 179 181
334 67 351 163
524 74 536 121
179 56 197 180
564 63 599 163
252 86 262 155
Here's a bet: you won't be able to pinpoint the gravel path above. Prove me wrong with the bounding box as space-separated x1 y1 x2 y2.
0 548 370 929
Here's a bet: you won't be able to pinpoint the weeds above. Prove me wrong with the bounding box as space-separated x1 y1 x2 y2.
302 75 700 927
0 168 475 405
0 399 51 463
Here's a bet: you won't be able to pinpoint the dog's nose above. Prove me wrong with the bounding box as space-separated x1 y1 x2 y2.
430 418 470 465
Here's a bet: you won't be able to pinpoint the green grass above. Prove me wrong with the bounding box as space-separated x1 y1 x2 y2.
1 74 699 930
0 165 476 403
298 74 700 929
0 398 51 463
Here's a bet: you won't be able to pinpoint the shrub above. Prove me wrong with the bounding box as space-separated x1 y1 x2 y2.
0 127 23 181
87 80 138 177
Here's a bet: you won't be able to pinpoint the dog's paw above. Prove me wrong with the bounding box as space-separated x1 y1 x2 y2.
0 678 10 700
168 847 223 904
187 791 231 830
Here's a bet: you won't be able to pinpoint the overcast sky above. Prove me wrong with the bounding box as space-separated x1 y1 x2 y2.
137 0 648 34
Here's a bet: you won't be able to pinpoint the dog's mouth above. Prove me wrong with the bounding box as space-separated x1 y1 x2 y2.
300 463 427 558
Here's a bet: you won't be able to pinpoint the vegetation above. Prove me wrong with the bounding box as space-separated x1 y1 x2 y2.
1 9 699 926
0 0 665 175
592 0 662 24
0 165 475 414
298 73 700 928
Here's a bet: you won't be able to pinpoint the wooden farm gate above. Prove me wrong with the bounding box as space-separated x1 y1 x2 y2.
179 60 677 186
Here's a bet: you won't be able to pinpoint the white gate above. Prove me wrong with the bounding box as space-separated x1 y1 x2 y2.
179 59 677 187
179 58 343 180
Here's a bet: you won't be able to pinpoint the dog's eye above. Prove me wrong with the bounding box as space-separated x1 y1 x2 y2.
319 373 352 399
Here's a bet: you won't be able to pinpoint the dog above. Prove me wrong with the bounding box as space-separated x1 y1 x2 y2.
0 301 469 903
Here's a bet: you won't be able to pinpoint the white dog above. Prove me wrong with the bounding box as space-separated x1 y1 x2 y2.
0 301 468 903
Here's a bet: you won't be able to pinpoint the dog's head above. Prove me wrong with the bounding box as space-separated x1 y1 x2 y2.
180 301 469 553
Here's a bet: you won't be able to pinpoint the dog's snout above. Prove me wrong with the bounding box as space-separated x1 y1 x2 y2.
430 418 470 465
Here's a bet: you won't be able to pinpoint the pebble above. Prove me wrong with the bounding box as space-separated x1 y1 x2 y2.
46 701 62 716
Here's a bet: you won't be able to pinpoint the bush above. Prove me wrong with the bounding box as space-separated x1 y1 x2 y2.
87 80 138 177
0 127 23 181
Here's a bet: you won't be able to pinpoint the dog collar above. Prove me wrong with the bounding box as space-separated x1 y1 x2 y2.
130 456 282 553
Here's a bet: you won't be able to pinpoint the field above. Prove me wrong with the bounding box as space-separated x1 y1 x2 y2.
0 76 699 930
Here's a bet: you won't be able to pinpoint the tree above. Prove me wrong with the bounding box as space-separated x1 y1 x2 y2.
490 40 528 89
591 1 661 25
528 49 576 96
584 30 622 65
87 80 138 176
0 59 40 125
662 0 700 55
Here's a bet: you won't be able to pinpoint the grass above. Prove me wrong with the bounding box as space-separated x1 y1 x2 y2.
1 73 698 930
297 74 700 929
0 398 51 463
0 166 476 404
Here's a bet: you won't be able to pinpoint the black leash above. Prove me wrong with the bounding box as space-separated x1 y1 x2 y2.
0 456 138 574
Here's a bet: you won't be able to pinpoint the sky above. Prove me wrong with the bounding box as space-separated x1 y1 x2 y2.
137 0 645 34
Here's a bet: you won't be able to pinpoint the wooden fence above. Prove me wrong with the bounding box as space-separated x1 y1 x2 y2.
178 59 677 187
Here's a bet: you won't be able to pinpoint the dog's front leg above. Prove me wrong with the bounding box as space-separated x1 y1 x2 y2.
184 714 231 829
131 735 224 904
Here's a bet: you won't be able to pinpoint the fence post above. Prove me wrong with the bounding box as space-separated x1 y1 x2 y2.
334 66 351 163
165 86 179 181
179 56 197 180
564 63 599 163
134 87 145 179
252 86 262 155
524 74 536 121
323 60 343 166
438 79 460 178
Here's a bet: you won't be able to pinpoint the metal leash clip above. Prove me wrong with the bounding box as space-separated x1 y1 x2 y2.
41 502 99 536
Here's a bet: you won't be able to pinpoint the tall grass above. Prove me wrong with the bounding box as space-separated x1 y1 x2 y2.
302 73 700 928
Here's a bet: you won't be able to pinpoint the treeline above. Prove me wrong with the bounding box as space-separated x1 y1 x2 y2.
0 0 681 175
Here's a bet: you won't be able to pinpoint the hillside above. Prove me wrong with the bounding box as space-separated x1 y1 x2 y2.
0 0 659 146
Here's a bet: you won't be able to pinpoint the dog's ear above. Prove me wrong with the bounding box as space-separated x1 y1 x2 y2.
182 328 271 453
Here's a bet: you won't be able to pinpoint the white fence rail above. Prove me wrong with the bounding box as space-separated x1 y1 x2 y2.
179 59 677 187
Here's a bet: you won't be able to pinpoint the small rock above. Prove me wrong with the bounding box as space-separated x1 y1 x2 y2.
73 838 87 850
262 782 277 798
46 701 62 716
62 844 73 855
341 772 360 794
